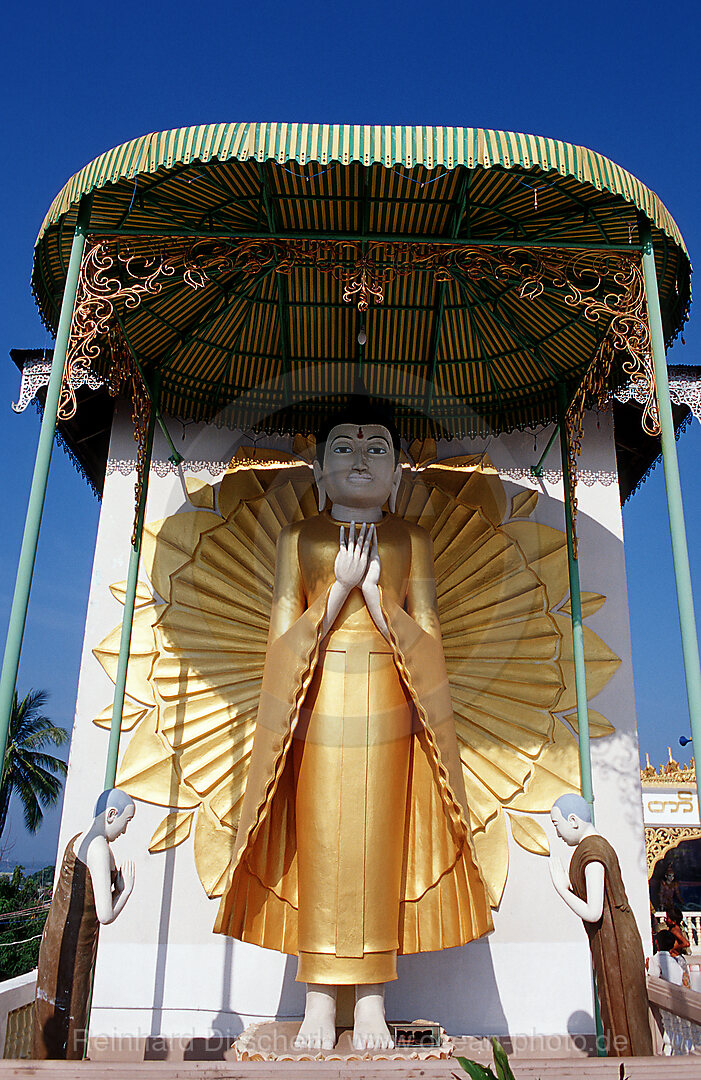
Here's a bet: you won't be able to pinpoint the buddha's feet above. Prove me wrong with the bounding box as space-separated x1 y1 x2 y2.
293 986 337 1051
352 984 394 1051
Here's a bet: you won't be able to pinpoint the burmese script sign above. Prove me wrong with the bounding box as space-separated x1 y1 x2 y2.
642 787 700 827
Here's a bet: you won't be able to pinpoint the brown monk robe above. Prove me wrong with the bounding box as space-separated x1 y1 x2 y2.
569 834 653 1057
33 836 111 1059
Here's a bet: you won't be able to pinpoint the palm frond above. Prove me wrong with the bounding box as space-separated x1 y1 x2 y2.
20 728 69 751
12 776 42 833
1 689 69 840
17 752 67 776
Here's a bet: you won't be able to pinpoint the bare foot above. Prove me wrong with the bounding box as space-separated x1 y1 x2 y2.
352 983 393 1051
293 985 337 1051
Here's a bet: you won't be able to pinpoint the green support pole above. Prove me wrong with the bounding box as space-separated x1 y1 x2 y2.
104 386 158 788
557 385 604 1054
557 384 594 814
640 217 701 818
0 195 92 770
531 422 560 478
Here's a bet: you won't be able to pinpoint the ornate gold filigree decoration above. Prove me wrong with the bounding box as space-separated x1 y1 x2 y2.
64 237 657 546
60 240 171 422
105 326 151 544
559 254 656 555
341 254 384 310
644 826 701 874
92 455 621 907
562 337 617 558
67 237 654 410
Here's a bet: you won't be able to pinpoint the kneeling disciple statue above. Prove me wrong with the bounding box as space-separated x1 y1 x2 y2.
33 789 136 1059
214 403 493 1050
549 794 653 1057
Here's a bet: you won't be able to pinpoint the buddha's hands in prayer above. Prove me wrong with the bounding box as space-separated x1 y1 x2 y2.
361 525 381 595
334 522 373 592
324 522 388 641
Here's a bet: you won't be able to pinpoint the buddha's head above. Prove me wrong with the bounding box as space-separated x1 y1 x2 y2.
313 402 402 515
550 793 592 847
94 788 136 841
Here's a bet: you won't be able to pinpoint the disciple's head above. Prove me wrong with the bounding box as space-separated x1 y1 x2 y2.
94 788 136 841
550 793 592 847
313 401 402 514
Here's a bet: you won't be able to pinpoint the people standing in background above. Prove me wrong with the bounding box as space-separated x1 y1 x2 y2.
649 929 690 988
665 906 690 958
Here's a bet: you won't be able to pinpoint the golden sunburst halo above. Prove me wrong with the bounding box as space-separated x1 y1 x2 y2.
93 450 620 908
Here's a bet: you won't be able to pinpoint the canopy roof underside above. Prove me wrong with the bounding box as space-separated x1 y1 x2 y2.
32 123 692 436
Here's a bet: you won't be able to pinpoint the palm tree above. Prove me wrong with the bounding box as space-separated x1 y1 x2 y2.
0 690 69 841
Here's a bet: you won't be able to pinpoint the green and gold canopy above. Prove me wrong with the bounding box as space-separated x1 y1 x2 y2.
32 123 691 436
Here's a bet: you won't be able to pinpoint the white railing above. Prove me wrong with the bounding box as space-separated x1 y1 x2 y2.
648 974 701 1055
0 969 36 1059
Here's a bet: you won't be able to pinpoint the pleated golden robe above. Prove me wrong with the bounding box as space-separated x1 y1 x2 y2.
214 511 493 982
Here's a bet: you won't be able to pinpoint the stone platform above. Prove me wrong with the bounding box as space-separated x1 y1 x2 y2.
234 1021 452 1061
0 1057 700 1077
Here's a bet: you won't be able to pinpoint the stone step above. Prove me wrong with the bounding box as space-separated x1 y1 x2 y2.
0 1058 699 1078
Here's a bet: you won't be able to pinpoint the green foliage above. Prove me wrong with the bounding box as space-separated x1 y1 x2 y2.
0 863 54 982
490 1038 517 1080
456 1057 498 1080
0 688 69 841
456 1039 516 1080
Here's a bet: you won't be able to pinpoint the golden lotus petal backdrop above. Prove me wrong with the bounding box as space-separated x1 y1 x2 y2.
92 455 620 906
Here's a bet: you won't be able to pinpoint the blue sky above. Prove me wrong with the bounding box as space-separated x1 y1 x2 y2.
1 1 699 864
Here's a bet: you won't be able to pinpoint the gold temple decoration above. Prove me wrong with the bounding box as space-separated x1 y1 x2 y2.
60 240 168 422
67 236 655 414
561 255 657 555
92 455 620 908
641 752 699 876
644 826 701 874
641 749 697 787
341 252 384 310
105 326 151 545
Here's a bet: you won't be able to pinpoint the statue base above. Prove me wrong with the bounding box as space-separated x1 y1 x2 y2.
234 1020 454 1061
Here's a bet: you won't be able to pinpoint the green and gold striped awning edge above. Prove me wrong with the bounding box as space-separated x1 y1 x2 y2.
36 122 688 257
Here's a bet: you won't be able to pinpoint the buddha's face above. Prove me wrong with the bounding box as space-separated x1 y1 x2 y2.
550 806 582 847
314 423 401 511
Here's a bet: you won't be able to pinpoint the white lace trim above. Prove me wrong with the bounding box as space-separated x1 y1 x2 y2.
12 358 104 413
106 458 231 478
613 370 701 423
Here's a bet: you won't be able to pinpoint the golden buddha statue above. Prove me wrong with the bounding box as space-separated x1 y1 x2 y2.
214 404 493 1049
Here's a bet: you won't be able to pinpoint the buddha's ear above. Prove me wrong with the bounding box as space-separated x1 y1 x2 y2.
388 463 402 513
312 460 326 511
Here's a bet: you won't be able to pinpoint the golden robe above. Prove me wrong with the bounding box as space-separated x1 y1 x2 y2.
214 511 493 982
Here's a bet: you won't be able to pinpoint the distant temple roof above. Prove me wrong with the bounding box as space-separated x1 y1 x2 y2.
641 749 696 788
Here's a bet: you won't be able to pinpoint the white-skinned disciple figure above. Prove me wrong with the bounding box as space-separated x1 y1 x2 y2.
214 402 493 1050
33 789 136 1059
549 794 653 1057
